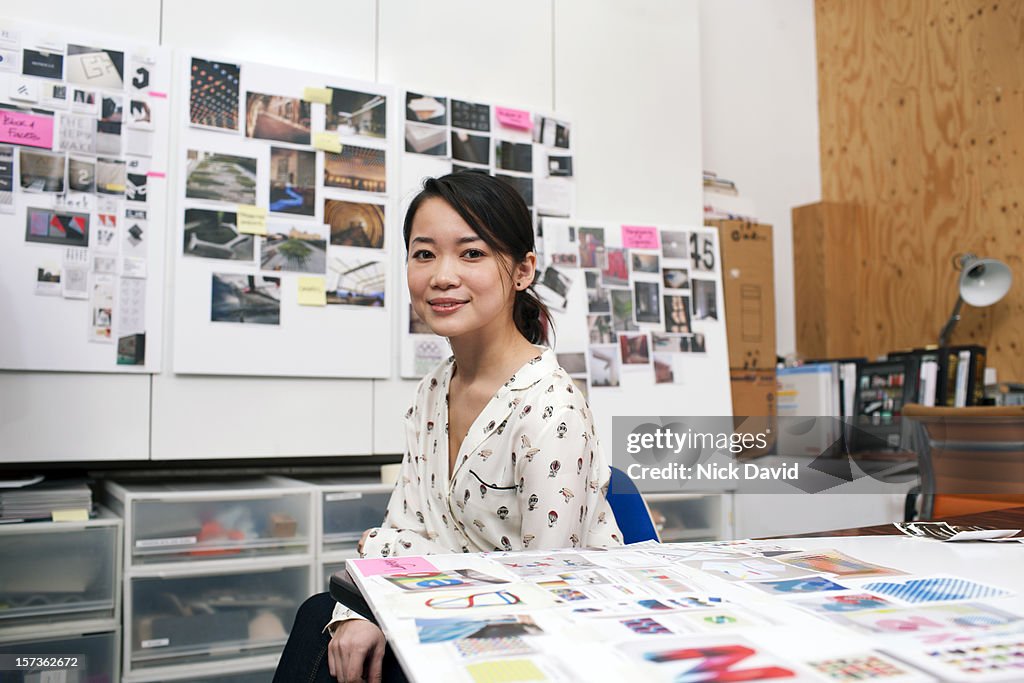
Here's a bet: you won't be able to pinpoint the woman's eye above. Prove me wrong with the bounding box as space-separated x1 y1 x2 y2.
411 250 434 260
463 249 486 259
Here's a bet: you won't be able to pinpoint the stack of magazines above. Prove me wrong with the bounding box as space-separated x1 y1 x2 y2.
0 476 93 523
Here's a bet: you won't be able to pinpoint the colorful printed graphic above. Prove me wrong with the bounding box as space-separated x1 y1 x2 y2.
748 575 849 595
415 616 542 643
862 576 1011 604
796 593 894 614
807 653 916 680
621 617 673 635
384 569 508 592
781 550 904 578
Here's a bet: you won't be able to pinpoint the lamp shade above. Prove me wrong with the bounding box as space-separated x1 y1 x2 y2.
958 255 1012 307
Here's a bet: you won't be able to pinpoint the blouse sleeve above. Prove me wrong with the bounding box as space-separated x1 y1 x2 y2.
359 401 450 559
513 403 593 550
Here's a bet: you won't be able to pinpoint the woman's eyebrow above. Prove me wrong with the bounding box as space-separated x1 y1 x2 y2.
410 235 483 245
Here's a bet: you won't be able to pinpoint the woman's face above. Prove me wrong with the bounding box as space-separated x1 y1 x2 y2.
407 197 530 342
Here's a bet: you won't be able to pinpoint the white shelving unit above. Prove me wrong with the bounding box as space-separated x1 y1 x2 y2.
0 507 122 682
104 477 316 682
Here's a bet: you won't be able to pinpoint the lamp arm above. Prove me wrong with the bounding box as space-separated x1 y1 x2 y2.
938 295 964 348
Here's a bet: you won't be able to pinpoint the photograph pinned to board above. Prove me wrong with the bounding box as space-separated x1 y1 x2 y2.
245 92 310 145
544 222 578 267
496 174 533 210
609 289 638 332
211 272 281 325
127 99 152 129
326 86 386 139
533 115 570 149
450 99 490 132
691 278 718 321
661 230 688 260
183 207 254 261
96 95 123 155
588 314 614 344
190 57 240 131
62 247 89 299
324 145 386 193
663 294 691 334
128 53 157 93
578 227 606 269
619 333 651 366
40 82 68 109
689 231 717 273
653 353 674 384
24 207 89 247
588 344 620 388
546 153 572 178
631 252 660 274
325 198 385 249
602 247 628 286
125 158 147 203
269 147 315 216
586 274 610 314
633 281 662 325
21 48 63 80
653 331 692 354
260 223 328 274
57 113 96 155
19 148 65 193
185 149 257 204
556 352 589 397
535 266 572 311
89 273 115 342
414 338 447 376
450 130 490 166
405 91 447 155
662 267 690 291
35 262 61 296
66 44 124 89
326 256 385 307
95 157 125 195
495 140 532 173
123 208 147 255
70 87 98 114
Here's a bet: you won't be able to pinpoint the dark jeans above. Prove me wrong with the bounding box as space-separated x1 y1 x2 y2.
273 592 408 683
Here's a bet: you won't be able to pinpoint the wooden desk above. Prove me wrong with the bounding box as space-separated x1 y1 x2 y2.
779 505 1024 538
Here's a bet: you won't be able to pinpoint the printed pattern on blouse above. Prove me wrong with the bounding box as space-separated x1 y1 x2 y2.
329 347 624 629
363 347 622 557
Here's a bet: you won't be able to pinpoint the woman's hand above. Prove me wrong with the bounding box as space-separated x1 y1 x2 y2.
328 619 385 683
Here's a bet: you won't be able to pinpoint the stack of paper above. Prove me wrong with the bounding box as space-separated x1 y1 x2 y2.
0 478 93 522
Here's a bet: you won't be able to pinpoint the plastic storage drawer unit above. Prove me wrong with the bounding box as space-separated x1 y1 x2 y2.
0 628 118 683
126 562 310 671
105 478 315 567
0 510 120 629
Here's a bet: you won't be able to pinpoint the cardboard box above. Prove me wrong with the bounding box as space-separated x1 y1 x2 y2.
729 368 777 457
708 220 776 369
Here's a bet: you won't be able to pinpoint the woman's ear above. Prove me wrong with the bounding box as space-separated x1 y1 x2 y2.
514 252 537 290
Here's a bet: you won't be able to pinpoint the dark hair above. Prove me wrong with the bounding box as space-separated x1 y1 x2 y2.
403 171 552 345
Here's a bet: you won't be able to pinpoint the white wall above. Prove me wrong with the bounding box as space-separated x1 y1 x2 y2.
699 0 822 358
0 0 708 461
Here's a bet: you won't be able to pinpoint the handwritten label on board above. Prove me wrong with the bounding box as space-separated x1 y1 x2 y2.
312 131 342 153
236 204 268 235
297 276 327 306
495 106 532 131
351 556 438 577
621 225 660 250
0 108 54 149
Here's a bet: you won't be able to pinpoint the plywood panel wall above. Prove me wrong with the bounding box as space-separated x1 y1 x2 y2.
814 0 1024 380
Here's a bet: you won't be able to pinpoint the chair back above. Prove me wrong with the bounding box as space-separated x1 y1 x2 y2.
606 466 659 544
902 404 1024 518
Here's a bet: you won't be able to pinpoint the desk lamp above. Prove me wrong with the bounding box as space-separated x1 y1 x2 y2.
937 253 1012 347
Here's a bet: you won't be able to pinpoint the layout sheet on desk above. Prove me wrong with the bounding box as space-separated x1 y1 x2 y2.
347 536 1024 683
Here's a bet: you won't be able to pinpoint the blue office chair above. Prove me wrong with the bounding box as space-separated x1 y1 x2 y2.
606 466 660 544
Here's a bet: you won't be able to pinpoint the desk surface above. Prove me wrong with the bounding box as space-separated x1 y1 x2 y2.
345 515 1024 683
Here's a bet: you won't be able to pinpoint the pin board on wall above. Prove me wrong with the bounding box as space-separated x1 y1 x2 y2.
170 52 397 378
396 90 577 377
0 20 169 372
537 219 733 439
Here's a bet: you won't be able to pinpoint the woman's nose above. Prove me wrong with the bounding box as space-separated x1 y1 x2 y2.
430 256 460 288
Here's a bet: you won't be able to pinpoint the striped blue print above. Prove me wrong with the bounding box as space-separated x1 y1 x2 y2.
864 577 1010 604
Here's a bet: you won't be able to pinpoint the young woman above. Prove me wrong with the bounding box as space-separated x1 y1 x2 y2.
279 171 623 683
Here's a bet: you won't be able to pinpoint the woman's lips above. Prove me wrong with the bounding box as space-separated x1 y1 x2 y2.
428 298 467 314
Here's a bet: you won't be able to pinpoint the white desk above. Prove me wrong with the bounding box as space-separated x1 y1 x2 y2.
349 535 1024 682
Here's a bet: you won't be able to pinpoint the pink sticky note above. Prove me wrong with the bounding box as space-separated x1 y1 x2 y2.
495 107 532 131
351 556 437 577
148 91 168 99
146 171 166 178
622 225 660 250
0 109 54 149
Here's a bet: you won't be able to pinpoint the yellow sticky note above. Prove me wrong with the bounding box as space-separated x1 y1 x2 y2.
52 509 90 522
303 86 333 104
236 205 268 235
297 276 327 306
312 131 342 154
